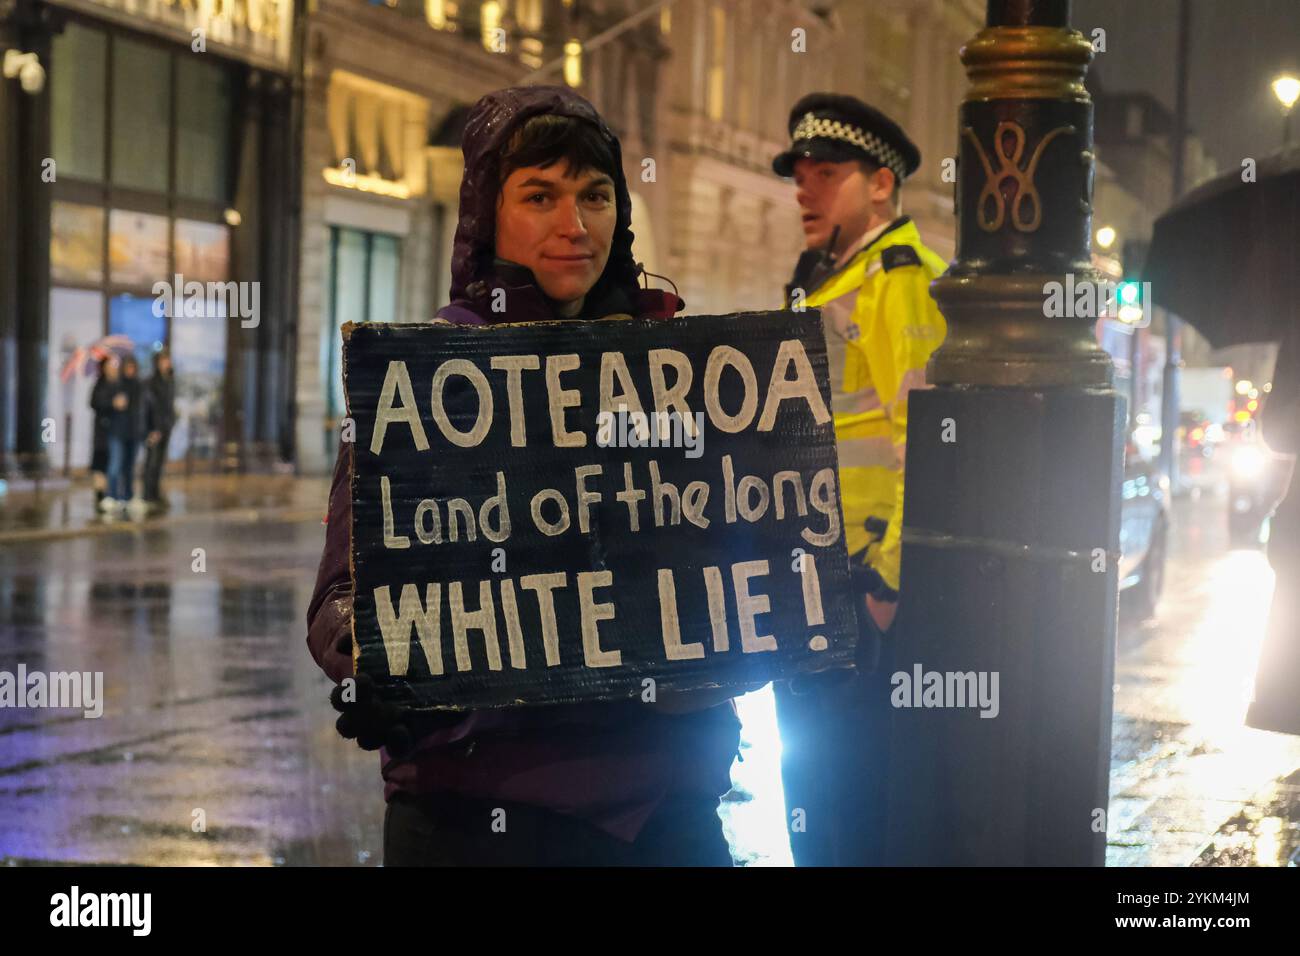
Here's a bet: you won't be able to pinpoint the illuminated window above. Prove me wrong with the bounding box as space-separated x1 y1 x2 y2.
564 39 583 88
520 36 544 69
481 0 505 53
324 71 430 198
707 5 726 121
517 0 543 33
425 0 460 30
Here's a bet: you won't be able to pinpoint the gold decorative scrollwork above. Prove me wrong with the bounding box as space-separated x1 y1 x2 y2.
963 122 1075 233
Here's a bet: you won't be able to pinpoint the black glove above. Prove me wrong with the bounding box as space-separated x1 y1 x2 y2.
327 628 416 756
850 529 900 604
788 555 896 696
330 671 416 756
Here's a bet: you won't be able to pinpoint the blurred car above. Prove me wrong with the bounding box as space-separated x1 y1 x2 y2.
1119 444 1170 621
1180 410 1213 457
1227 436 1295 547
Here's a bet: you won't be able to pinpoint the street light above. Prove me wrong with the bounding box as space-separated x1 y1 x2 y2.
1273 74 1300 147
1095 226 1116 250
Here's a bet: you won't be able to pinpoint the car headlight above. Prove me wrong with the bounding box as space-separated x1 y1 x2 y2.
1231 445 1267 480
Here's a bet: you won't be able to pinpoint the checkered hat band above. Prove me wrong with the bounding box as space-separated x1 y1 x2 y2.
792 113 906 179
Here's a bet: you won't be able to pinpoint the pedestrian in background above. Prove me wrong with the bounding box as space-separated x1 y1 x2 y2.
143 348 176 511
96 354 142 514
87 356 112 510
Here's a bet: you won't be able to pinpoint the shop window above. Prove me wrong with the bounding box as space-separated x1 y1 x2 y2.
111 39 172 192
170 300 229 464
51 23 107 182
176 57 232 202
174 219 231 283
46 28 240 469
51 201 106 286
368 234 401 326
324 227 402 424
48 288 107 471
108 209 169 290
109 293 167 372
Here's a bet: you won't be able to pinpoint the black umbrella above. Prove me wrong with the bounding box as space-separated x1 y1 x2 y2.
1144 145 1300 349
1147 146 1300 736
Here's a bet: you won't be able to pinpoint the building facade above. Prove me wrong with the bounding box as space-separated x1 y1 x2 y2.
294 0 678 473
1091 87 1221 424
645 0 981 319
12 0 1153 478
0 0 298 478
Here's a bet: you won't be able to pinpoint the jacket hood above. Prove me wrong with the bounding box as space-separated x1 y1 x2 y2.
447 85 643 321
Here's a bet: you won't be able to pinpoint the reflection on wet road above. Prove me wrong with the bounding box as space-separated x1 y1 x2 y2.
1 503 383 865
1 479 1296 865
724 483 1300 867
1109 487 1300 867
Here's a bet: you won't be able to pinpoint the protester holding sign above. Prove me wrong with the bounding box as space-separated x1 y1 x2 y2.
345 311 855 707
307 86 748 866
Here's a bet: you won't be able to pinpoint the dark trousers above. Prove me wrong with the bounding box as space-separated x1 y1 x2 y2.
106 436 137 501
143 428 171 501
774 620 896 867
383 791 734 867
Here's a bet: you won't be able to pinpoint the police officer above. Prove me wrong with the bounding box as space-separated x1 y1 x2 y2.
771 93 948 866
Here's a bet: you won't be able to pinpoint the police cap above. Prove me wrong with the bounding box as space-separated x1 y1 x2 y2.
772 92 921 183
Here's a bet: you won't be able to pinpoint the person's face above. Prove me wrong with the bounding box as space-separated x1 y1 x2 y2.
793 158 893 252
158 355 172 375
123 359 138 379
495 164 617 308
105 359 120 381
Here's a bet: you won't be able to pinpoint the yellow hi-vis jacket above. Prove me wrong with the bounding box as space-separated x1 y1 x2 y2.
785 216 948 594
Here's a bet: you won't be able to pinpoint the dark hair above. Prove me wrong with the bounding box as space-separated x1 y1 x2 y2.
859 158 901 204
498 113 617 190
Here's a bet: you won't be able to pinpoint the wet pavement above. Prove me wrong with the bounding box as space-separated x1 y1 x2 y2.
1 471 1297 866
0 475 362 866
0 472 326 542
1107 480 1300 867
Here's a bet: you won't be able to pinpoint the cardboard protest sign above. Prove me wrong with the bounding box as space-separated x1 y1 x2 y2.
343 310 859 710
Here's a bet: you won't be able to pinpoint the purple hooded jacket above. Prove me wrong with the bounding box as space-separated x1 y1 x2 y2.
306 86 741 843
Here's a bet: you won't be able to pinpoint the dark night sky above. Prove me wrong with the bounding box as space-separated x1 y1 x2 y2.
1075 0 1300 172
